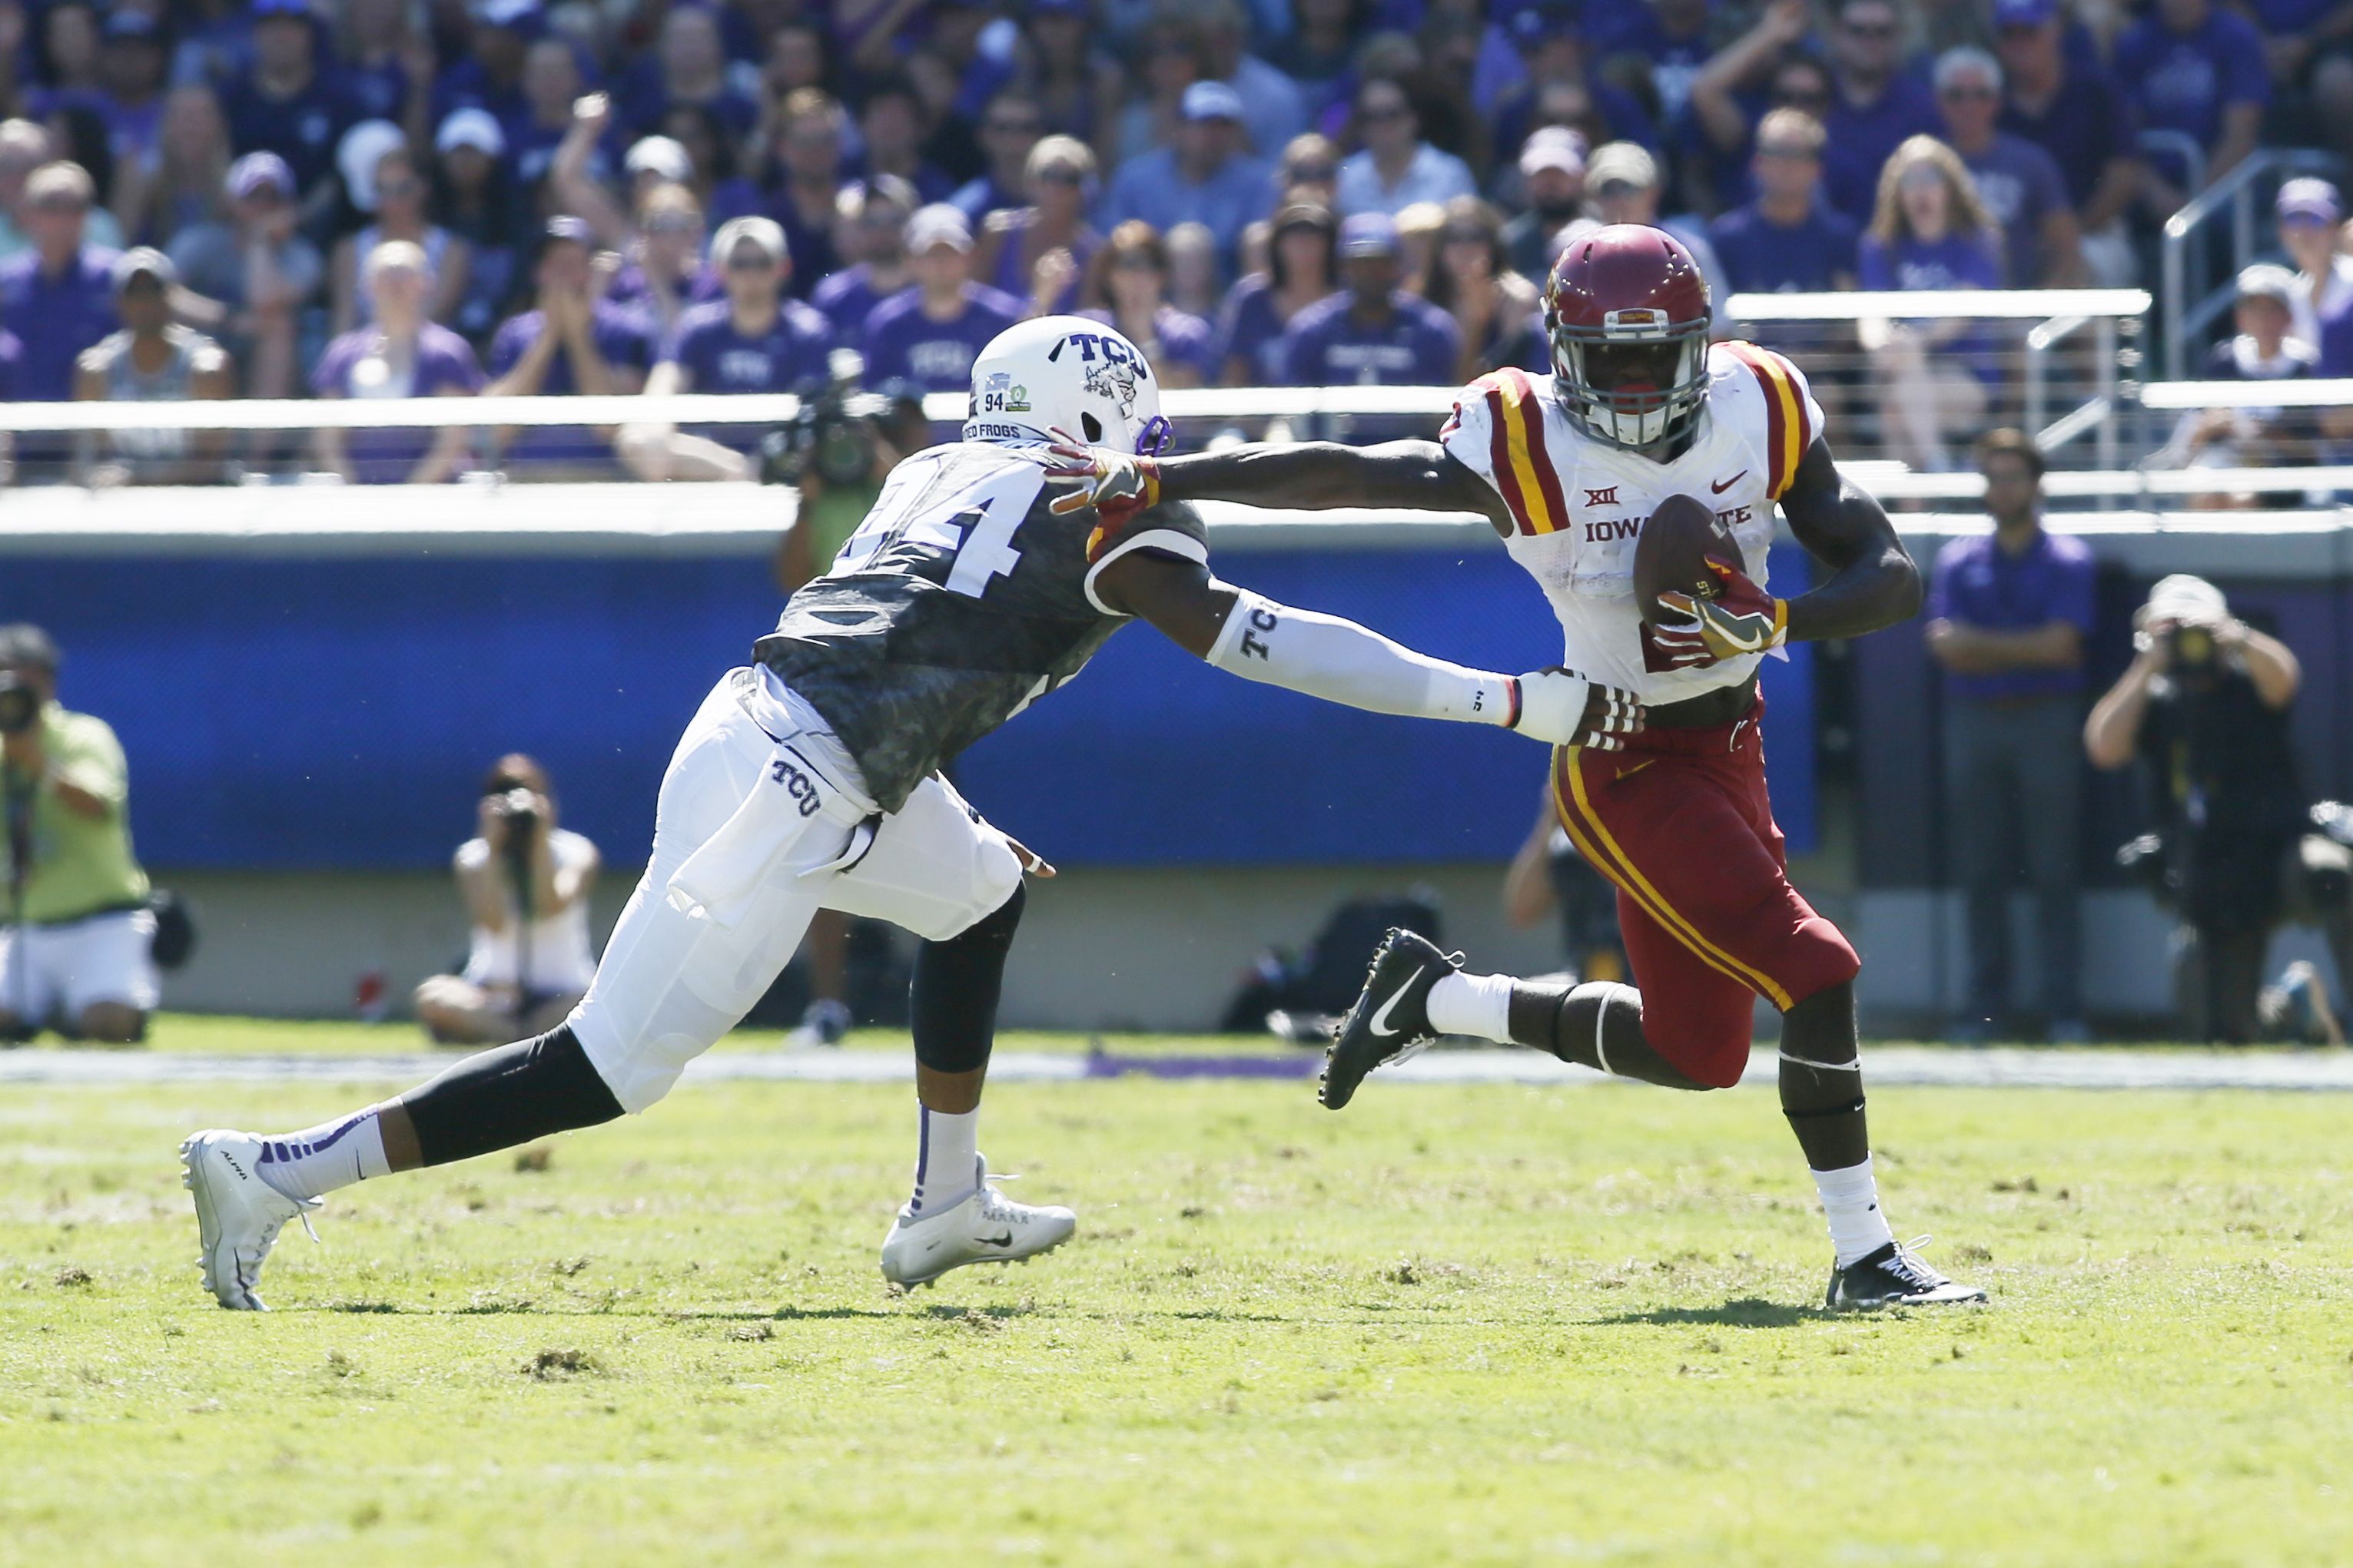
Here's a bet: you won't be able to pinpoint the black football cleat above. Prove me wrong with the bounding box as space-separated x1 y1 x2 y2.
1320 928 1460 1110
1826 1238 1988 1310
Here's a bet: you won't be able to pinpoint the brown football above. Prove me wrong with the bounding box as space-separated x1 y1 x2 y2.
1632 492 1741 625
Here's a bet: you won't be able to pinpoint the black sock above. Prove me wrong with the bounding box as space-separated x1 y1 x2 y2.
399 1024 624 1169
1777 982 1869 1170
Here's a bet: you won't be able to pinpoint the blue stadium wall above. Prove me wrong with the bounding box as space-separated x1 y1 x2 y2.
0 545 1818 870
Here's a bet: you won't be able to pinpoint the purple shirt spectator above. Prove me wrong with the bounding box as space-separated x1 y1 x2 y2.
860 283 1024 395
310 323 486 482
607 260 725 314
1927 528 2096 701
0 327 20 398
1859 229 2005 381
220 66 353 195
1214 273 1311 386
811 264 898 342
663 297 835 391
1956 134 2070 290
1280 290 1460 386
1821 71 1942 221
1999 60 2131 213
0 245 120 400
2111 4 2271 175
1709 202 1862 295
1097 146 1273 273
486 300 655 468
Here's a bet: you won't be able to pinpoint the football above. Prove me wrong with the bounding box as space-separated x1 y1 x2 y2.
1632 491 1741 625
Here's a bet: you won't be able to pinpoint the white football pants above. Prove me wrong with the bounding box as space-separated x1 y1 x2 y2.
569 668 1024 1112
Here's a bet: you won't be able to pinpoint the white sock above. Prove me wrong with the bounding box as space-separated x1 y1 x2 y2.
1425 970 1515 1043
255 1109 390 1202
1811 1156 1897 1268
908 1104 979 1216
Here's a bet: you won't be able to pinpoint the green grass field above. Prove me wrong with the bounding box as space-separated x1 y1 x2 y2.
4 1020 2351 1566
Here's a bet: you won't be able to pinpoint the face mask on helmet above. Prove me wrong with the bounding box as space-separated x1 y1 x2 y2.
1552 320 1709 450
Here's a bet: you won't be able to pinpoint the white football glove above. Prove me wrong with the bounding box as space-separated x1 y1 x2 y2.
1511 668 1645 751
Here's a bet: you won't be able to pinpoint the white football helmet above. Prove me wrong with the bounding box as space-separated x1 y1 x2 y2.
962 314 1172 456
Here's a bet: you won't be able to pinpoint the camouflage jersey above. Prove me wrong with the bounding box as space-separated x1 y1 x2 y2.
753 441 1210 812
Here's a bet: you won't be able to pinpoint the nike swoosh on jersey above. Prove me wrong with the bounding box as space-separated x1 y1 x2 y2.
1617 758 1657 781
1367 980 1415 1039
1711 471 1747 494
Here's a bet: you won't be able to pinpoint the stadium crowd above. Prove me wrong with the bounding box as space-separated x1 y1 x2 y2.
0 0 2341 480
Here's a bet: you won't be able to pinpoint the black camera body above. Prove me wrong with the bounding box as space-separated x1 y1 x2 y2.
488 784 539 840
0 672 39 736
762 380 878 490
2167 621 2219 672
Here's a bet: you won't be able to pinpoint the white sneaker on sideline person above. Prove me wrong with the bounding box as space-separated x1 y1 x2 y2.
181 1129 318 1310
878 1155 1075 1287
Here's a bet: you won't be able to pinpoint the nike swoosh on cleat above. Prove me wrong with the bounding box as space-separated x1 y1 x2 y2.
1711 471 1746 493
975 1231 1014 1248
1366 980 1415 1039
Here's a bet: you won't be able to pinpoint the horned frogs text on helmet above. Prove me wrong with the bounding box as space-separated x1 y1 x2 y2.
961 315 1174 457
1544 224 1713 452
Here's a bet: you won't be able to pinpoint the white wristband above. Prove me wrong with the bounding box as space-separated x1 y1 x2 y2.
1206 590 1519 727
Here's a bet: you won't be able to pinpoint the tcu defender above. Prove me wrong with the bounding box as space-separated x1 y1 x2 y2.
178 316 1642 1310
1050 227 1983 1308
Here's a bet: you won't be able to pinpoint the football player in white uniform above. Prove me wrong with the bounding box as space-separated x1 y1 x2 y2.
1049 225 1983 1309
176 316 1645 1311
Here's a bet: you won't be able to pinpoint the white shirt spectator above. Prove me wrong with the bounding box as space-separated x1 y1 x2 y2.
1336 143 1477 217
2289 253 2353 354
456 828 599 994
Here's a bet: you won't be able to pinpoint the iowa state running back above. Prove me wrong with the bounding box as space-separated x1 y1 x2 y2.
176 316 1643 1312
1048 225 1983 1310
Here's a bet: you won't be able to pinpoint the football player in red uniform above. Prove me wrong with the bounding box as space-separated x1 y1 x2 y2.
1049 225 1983 1308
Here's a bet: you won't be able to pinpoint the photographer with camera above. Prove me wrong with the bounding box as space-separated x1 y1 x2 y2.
412 754 601 1046
2083 575 2350 1043
0 623 157 1045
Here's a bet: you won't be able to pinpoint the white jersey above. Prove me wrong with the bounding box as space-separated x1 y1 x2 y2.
1439 342 1824 705
458 827 600 995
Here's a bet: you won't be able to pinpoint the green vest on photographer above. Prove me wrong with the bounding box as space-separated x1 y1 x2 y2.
2 702 150 925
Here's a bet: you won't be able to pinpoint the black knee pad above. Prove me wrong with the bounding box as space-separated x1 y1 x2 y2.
401 1023 625 1169
911 883 1025 1075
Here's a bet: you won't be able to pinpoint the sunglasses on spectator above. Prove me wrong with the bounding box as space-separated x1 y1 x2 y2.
377 175 422 198
1939 84 1998 101
986 118 1042 136
725 250 776 271
1757 143 1819 161
2281 211 2335 228
1288 162 1337 183
1036 165 1085 185
1359 104 1410 123
1442 227 1488 246
1774 86 1830 108
645 214 700 235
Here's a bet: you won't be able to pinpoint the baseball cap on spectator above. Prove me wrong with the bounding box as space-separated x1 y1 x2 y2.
250 0 314 18
2235 262 2297 305
1519 127 1587 179
1507 0 1583 50
543 214 595 248
473 0 543 29
1991 0 2057 25
907 203 973 254
102 9 164 44
1339 211 1401 258
625 135 694 184
1273 201 1336 237
712 215 788 268
2277 177 2341 224
435 107 506 159
338 119 407 212
1588 141 1658 194
111 247 175 292
227 151 294 201
0 624 60 672
1181 81 1246 124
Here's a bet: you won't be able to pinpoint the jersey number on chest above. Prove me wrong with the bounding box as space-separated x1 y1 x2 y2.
829 464 1040 599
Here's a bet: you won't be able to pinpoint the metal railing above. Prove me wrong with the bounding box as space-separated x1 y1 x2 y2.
2160 145 2340 380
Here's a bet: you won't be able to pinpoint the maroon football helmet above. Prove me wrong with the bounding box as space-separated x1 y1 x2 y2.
1544 224 1713 452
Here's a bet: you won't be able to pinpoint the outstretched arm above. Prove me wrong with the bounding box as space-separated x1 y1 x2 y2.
1652 437 1921 664
1092 549 1641 749
1049 438 1515 537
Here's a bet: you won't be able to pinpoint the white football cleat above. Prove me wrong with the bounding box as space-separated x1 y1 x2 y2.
878 1155 1075 1288
180 1129 318 1311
